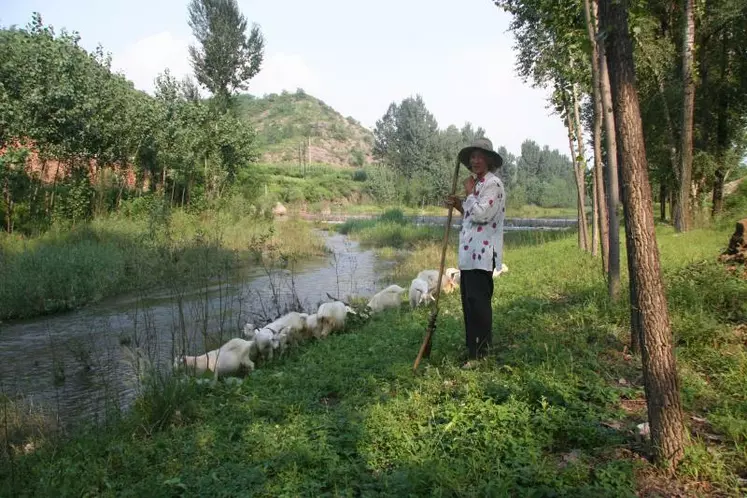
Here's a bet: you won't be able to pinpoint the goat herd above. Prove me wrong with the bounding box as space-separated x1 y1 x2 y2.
173 264 509 379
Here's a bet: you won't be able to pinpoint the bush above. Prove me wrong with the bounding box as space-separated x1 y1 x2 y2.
350 149 366 168
352 169 368 182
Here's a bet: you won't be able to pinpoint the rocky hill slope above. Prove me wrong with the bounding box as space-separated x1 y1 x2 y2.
236 90 374 167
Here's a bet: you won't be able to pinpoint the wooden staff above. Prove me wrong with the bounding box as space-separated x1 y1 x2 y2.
413 157 462 372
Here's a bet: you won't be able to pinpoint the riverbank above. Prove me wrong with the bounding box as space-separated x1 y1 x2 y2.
300 202 582 219
0 207 327 321
0 205 574 321
2 219 744 496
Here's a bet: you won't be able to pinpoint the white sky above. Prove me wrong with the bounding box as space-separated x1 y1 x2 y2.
2 0 571 157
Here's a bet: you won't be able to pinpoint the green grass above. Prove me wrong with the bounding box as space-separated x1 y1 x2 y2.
319 203 581 219
336 208 575 253
0 206 326 320
2 220 745 496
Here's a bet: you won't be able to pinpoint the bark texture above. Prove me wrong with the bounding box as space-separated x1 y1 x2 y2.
599 0 686 470
584 0 610 271
594 0 621 300
675 0 695 232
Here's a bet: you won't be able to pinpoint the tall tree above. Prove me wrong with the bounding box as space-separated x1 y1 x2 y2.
559 88 590 252
187 0 265 111
599 0 686 469
675 0 696 231
494 0 621 292
583 0 610 270
593 0 622 300
571 82 591 252
696 0 747 216
373 95 439 181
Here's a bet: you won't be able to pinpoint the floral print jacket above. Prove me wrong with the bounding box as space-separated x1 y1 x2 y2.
458 171 506 272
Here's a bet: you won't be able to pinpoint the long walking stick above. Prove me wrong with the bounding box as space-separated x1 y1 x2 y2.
413 157 463 372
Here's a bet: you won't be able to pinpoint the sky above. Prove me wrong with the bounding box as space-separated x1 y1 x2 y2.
2 0 570 157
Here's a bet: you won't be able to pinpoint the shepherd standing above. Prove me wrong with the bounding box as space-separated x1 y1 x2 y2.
445 137 506 369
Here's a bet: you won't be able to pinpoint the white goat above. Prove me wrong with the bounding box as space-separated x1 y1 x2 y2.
271 326 292 356
267 312 307 336
445 267 461 286
244 310 306 336
174 337 255 378
417 269 456 295
304 312 322 339
492 263 509 278
409 278 433 308
317 301 356 338
252 327 276 362
367 284 406 313
242 322 257 340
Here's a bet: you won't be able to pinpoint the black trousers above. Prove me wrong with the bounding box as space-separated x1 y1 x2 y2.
460 269 494 359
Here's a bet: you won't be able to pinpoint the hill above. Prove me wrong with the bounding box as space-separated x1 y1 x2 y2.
236 90 375 167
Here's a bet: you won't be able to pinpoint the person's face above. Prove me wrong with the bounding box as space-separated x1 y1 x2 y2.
469 150 490 176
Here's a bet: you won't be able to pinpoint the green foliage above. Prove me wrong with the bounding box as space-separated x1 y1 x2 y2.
495 0 747 219
351 168 367 182
371 94 577 209
720 179 747 223
373 95 440 181
514 140 577 208
0 14 262 235
187 0 264 110
0 203 325 320
350 148 366 168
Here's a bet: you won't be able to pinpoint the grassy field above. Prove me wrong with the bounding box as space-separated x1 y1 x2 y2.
2 212 745 496
0 204 326 321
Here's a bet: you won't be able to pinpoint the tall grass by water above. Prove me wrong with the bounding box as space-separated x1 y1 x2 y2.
313 202 582 219
337 208 573 255
2 210 744 496
0 202 326 320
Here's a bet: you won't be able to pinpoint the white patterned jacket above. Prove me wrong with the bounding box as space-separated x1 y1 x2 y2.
457 171 506 272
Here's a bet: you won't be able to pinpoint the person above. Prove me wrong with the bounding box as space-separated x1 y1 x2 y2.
445 137 506 369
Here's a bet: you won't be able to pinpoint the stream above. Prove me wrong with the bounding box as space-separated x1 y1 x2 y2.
0 231 394 429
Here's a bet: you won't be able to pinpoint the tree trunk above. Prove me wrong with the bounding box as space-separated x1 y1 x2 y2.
2 176 12 233
595 131 610 271
676 0 696 232
594 0 621 300
599 0 686 470
712 169 725 216
638 39 680 202
660 183 667 221
572 83 591 252
712 31 731 217
592 169 600 257
621 181 641 356
584 0 610 271
566 113 589 252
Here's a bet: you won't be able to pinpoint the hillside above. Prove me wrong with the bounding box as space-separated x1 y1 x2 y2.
236 90 375 167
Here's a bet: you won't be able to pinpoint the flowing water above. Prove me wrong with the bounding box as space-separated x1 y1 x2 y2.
0 231 395 429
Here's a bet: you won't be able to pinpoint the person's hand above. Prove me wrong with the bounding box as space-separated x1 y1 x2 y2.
445 195 463 214
464 176 476 196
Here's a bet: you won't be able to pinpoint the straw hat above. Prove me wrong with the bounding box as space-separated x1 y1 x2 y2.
457 137 504 172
